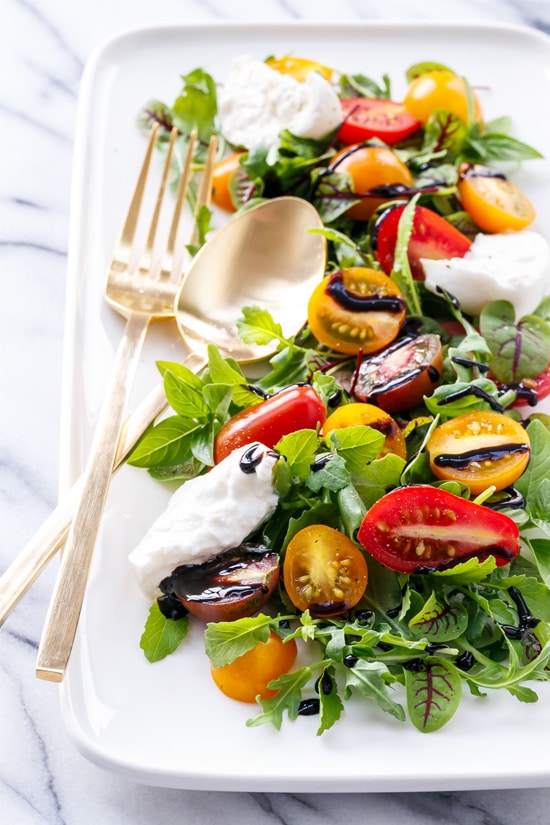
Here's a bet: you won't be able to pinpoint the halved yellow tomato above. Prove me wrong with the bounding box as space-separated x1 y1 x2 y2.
307 267 406 356
403 70 483 125
321 402 407 459
427 411 531 494
458 163 535 233
211 631 297 703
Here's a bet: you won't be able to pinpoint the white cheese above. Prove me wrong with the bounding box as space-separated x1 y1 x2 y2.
422 230 550 318
128 444 279 597
218 55 342 152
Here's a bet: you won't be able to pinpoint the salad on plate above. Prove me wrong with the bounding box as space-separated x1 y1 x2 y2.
125 52 550 735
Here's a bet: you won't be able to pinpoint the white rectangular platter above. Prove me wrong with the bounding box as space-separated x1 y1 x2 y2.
60 21 550 791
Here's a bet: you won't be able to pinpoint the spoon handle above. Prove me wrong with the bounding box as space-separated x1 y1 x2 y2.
0 353 205 630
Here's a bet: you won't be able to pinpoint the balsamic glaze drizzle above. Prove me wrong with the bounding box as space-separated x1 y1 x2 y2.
437 384 505 412
434 442 530 470
326 272 405 313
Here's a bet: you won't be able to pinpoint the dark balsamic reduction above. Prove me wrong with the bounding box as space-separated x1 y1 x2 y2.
434 442 530 470
460 163 507 181
157 594 188 621
238 444 279 474
450 356 490 373
326 272 405 313
298 698 321 716
437 384 504 412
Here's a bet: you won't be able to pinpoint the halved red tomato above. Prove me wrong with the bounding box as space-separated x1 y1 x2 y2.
307 267 406 355
427 411 531 494
283 524 368 617
160 546 279 622
353 334 443 412
213 385 326 464
509 364 550 408
357 485 520 574
338 98 422 146
373 203 472 281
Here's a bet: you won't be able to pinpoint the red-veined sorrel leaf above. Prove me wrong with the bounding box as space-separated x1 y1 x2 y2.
405 656 462 732
409 592 469 642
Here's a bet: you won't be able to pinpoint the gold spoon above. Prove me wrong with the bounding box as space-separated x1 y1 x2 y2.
31 196 326 681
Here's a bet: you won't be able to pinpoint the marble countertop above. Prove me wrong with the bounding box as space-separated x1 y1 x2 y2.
3 0 550 821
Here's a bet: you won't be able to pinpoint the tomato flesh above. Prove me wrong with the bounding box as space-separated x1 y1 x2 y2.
211 152 244 212
358 485 520 574
330 144 414 220
307 267 406 355
353 334 443 412
458 163 535 233
284 524 368 617
211 631 298 703
214 385 326 464
160 546 279 622
374 203 472 281
427 411 531 495
338 98 421 146
321 402 407 459
509 363 550 408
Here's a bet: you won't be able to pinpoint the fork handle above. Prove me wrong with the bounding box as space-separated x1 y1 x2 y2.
35 312 154 681
0 349 207 631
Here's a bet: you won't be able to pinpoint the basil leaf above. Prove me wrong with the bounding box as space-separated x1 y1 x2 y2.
140 602 189 663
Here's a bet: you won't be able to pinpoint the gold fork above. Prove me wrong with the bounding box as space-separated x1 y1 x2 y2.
35 126 217 682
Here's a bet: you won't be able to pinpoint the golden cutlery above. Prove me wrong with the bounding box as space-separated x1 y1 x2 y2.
35 126 217 681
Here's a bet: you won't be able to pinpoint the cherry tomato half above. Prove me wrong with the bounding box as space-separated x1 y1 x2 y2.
509 363 550 408
353 334 443 413
373 203 472 281
213 385 326 464
427 411 531 495
283 524 368 617
211 152 244 212
337 98 421 146
329 144 414 220
321 403 407 459
266 55 333 82
211 630 298 703
458 163 535 233
357 485 520 574
403 70 483 125
160 546 279 622
307 267 406 356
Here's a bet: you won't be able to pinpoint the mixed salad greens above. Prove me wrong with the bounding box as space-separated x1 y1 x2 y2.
128 55 550 734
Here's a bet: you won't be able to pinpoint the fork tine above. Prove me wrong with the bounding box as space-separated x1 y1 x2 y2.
141 126 179 266
118 122 159 253
188 134 218 250
163 129 198 267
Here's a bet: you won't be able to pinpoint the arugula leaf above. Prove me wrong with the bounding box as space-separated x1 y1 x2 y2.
317 666 345 734
140 602 190 663
236 306 292 348
247 667 312 731
345 660 405 722
204 614 273 668
516 420 550 505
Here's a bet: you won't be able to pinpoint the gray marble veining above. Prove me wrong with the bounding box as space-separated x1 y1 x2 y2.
2 0 550 821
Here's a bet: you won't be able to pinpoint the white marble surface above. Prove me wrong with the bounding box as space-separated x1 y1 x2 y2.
3 0 550 821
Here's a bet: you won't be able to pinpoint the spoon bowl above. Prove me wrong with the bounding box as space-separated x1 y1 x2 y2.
175 196 326 363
